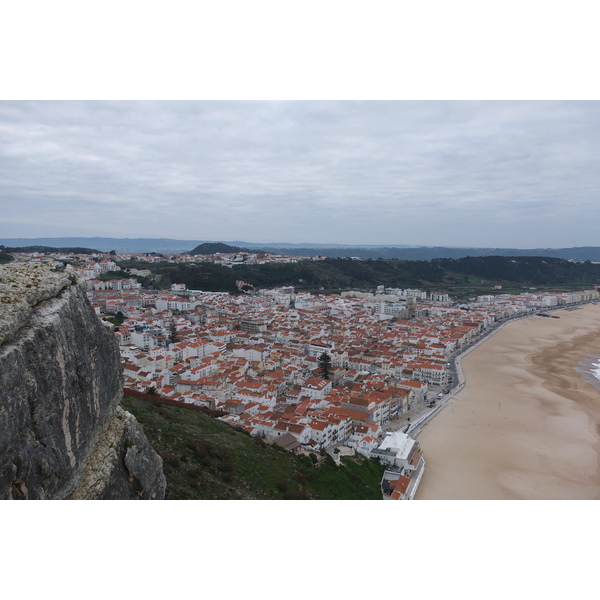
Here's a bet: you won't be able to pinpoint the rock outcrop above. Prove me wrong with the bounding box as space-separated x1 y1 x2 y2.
0 263 165 499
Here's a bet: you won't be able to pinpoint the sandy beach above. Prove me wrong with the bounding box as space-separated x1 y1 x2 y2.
415 303 600 500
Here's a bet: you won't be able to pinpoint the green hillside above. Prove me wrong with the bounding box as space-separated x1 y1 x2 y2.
433 255 600 286
121 396 386 500
118 255 600 298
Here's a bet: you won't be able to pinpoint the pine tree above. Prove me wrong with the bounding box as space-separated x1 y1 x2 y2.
168 322 177 345
318 352 332 380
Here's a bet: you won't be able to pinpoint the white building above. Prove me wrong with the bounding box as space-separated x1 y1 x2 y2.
373 431 426 500
300 377 333 400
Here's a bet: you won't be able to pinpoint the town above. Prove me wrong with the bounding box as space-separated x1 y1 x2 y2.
9 249 600 499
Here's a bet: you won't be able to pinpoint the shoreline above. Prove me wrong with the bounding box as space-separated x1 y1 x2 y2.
414 303 600 500
575 354 600 395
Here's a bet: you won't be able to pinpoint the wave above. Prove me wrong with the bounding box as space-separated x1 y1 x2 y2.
592 360 600 382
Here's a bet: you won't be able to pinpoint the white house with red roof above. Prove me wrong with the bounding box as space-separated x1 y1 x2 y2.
374 431 426 500
396 379 428 402
300 377 333 400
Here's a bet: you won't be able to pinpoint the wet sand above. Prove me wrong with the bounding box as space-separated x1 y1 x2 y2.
415 304 600 499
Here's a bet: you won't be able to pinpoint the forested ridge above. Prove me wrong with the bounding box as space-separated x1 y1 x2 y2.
116 255 600 296
433 256 600 286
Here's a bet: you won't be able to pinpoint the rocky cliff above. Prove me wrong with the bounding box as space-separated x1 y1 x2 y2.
0 263 166 499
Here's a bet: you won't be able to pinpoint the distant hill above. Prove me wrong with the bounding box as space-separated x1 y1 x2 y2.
255 245 600 262
190 242 246 255
2 238 600 261
0 238 200 254
4 245 101 255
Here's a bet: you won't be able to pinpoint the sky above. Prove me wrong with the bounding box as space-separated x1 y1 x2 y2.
1 100 599 249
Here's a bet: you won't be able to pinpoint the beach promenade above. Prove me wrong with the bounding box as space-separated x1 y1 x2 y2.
415 303 600 500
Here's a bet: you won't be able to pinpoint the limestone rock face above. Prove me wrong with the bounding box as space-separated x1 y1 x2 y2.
0 263 165 499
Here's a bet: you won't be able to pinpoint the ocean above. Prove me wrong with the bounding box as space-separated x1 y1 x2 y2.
575 355 600 393
592 359 600 382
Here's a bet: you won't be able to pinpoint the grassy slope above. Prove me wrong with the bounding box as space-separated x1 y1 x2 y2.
122 396 386 500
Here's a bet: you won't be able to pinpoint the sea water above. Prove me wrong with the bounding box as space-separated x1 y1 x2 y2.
592 359 600 382
575 355 600 393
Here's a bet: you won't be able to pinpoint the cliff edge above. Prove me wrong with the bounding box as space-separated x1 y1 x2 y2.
0 263 166 499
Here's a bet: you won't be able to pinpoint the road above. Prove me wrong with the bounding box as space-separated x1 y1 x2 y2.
382 303 594 438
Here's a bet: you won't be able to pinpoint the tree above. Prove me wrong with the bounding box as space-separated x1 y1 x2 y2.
318 352 332 380
105 311 125 327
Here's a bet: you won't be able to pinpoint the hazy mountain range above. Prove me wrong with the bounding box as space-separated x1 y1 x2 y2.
2 237 600 262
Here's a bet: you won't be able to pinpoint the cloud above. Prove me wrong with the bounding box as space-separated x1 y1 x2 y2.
1 100 599 247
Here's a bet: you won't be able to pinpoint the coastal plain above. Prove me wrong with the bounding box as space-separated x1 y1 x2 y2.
415 304 600 500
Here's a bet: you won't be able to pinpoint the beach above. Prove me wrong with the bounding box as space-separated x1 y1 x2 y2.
415 303 600 500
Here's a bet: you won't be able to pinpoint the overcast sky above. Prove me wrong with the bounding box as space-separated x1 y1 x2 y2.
1 100 599 248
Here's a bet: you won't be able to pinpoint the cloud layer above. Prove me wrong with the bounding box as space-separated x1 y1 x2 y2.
1 100 599 247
